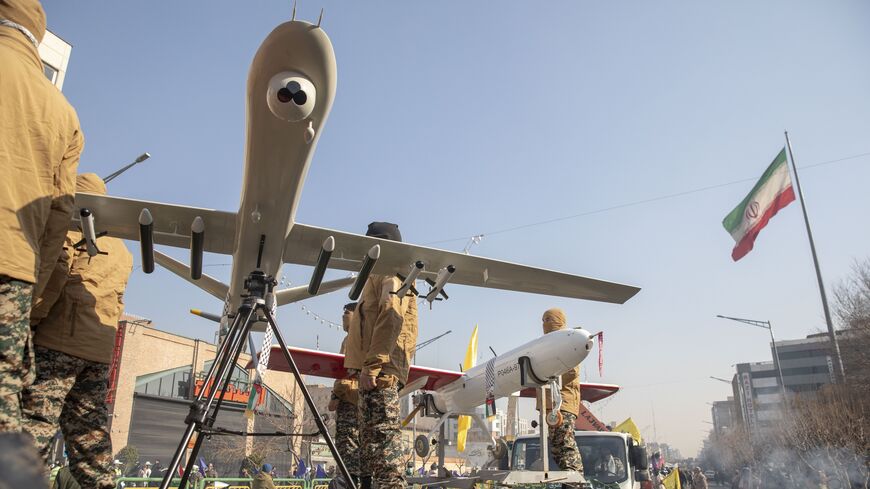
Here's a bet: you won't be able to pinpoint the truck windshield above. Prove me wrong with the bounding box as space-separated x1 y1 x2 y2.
512 435 628 485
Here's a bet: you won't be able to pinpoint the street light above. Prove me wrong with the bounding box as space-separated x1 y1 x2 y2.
716 315 787 399
103 152 151 183
709 376 732 385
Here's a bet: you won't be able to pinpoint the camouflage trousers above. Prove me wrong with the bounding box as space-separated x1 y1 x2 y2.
0 276 35 432
359 384 403 489
335 400 361 476
549 411 583 472
21 346 114 489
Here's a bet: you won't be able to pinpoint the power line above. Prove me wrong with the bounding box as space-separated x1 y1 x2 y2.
424 150 870 246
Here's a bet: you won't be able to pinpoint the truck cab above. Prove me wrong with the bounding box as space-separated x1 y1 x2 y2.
510 431 650 489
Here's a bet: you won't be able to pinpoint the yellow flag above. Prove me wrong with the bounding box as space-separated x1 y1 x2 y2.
662 468 681 489
613 417 642 444
456 325 479 452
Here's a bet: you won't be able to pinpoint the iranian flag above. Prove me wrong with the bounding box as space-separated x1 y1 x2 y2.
723 148 796 261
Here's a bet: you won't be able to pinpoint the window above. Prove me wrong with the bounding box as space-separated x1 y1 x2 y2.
43 62 58 84
134 365 192 399
202 359 250 385
755 386 780 395
781 365 830 376
751 370 779 379
778 349 829 361
511 435 628 484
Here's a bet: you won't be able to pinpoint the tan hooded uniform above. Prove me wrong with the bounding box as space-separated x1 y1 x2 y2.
343 274 418 385
343 221 418 489
536 308 584 474
0 0 83 438
22 174 133 489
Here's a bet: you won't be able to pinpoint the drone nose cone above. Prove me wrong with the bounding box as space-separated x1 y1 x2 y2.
553 328 594 368
571 328 595 352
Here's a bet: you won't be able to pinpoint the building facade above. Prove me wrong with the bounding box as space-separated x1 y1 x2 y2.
774 333 837 394
38 30 71 90
731 361 781 434
106 318 306 477
710 397 736 436
729 332 840 437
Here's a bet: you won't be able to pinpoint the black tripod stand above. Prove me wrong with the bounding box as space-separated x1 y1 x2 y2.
159 270 357 489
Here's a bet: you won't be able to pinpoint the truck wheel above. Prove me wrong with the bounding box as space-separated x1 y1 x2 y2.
546 410 563 427
415 435 430 458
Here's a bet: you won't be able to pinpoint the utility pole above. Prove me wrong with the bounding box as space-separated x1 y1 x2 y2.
716 315 788 400
784 132 846 381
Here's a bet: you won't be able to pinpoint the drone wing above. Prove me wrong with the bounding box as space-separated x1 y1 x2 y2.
73 193 237 255
283 223 639 303
254 346 464 391
519 382 620 403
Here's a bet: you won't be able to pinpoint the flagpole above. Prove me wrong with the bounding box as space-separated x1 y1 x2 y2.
783 131 846 381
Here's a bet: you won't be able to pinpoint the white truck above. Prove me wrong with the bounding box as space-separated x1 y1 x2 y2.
509 430 652 489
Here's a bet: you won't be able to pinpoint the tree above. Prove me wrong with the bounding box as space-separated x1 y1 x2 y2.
833 258 870 394
207 412 302 475
114 445 139 476
776 386 868 489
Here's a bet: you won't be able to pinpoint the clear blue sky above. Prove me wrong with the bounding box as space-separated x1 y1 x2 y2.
45 1 870 456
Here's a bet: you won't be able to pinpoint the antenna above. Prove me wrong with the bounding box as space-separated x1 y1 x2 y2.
291 0 297 20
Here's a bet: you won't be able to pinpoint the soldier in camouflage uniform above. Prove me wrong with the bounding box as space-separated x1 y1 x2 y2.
0 279 33 431
0 0 82 440
0 1 83 485
21 174 133 489
344 222 418 489
328 303 362 483
537 308 583 474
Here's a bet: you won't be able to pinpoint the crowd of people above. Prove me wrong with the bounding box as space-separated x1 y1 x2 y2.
650 465 708 489
46 455 336 489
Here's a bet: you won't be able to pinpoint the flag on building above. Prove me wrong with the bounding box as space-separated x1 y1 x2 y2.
613 417 642 443
663 468 682 489
723 148 795 261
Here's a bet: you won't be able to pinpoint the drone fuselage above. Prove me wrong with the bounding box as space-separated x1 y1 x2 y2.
226 20 337 318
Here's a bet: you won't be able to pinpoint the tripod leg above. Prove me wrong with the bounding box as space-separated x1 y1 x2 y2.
264 309 358 489
181 309 259 485
180 304 257 489
160 305 257 489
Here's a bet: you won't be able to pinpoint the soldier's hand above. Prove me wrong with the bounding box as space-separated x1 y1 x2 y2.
327 399 338 411
360 373 377 391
